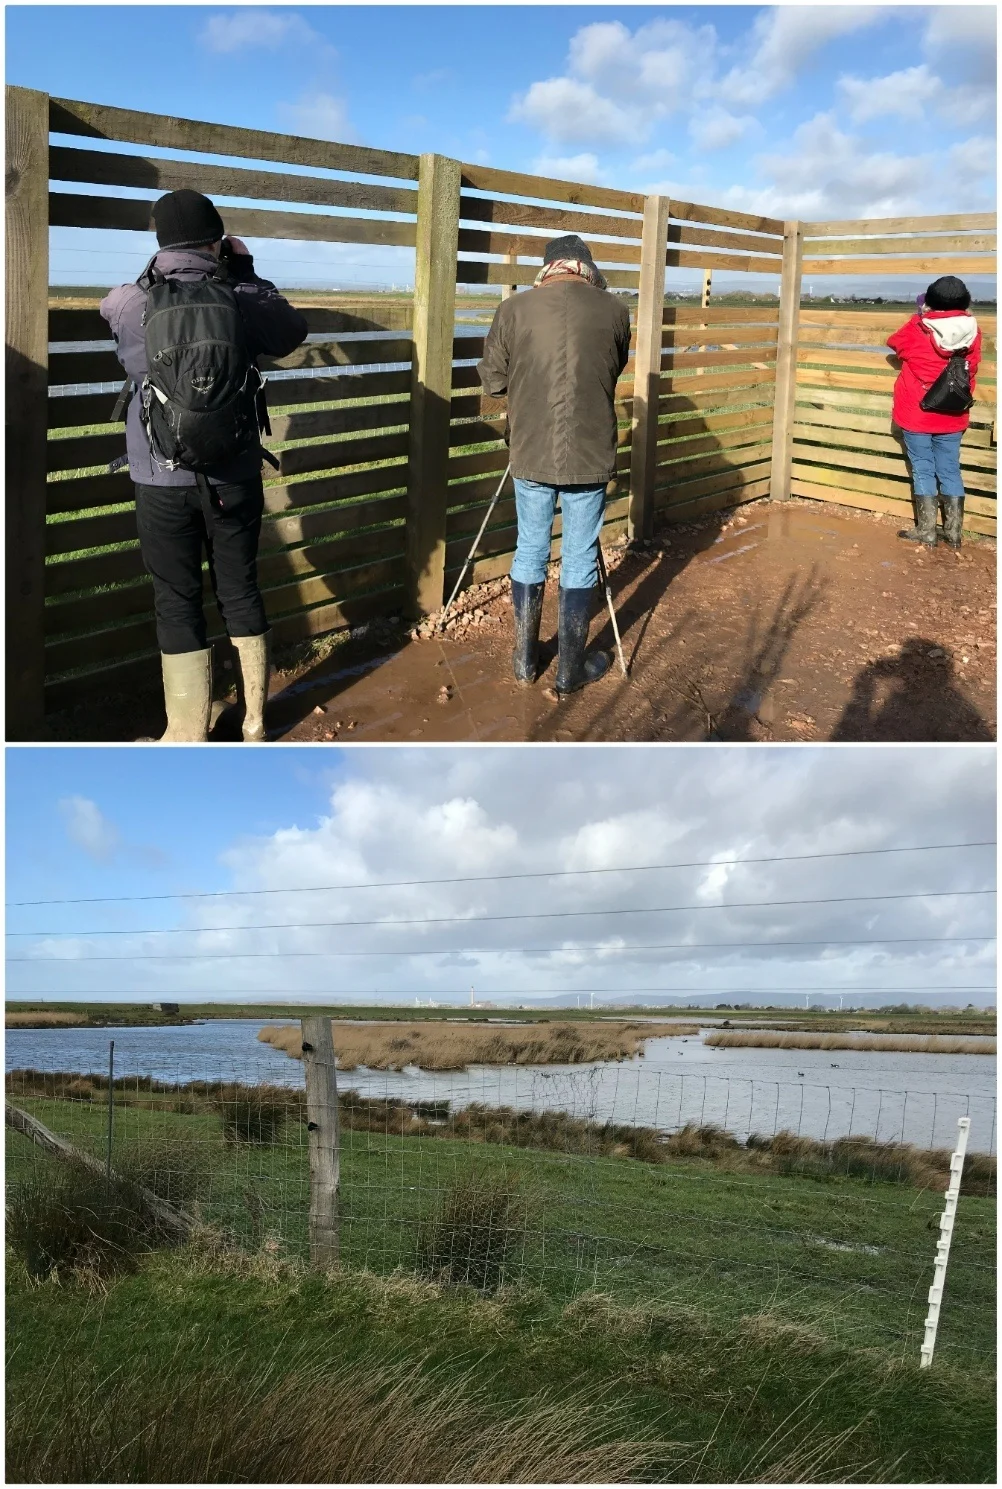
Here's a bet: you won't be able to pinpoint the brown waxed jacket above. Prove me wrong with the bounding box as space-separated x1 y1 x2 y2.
477 278 632 486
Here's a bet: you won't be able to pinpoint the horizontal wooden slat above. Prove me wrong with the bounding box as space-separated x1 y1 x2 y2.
267 428 410 481
798 309 997 332
457 227 640 266
660 479 770 525
458 163 643 216
46 507 137 556
657 427 772 466
658 406 774 442
655 445 772 482
48 144 418 216
262 461 408 516
791 420 998 472
47 469 132 515
49 192 418 247
797 347 899 373
798 255 995 276
49 96 418 180
664 325 779 349
667 224 783 257
790 478 996 536
260 338 412 373
792 442 997 499
656 461 772 503
267 399 409 444
797 367 996 403
803 234 995 258
662 347 778 372
664 306 780 326
47 430 125 474
804 213 996 236
263 493 407 550
458 194 642 241
669 200 785 237
793 402 997 450
457 260 639 289
658 368 778 403
659 385 775 418
665 249 783 275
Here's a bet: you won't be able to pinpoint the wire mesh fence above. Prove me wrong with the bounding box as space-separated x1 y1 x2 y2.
6 1039 996 1368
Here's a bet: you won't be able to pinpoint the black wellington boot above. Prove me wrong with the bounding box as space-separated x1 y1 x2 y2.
898 492 937 547
942 496 965 550
555 587 610 696
511 580 545 685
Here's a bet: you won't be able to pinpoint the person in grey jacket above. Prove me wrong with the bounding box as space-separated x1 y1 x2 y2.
477 234 631 694
100 189 308 741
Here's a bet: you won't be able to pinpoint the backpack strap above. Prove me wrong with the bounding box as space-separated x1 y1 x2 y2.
110 378 133 424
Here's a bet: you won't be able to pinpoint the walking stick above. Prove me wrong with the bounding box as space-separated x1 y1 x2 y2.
437 463 512 631
597 543 629 679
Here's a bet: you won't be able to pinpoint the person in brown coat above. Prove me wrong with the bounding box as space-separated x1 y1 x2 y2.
477 235 631 693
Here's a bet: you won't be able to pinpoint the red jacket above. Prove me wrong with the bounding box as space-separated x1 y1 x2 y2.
887 310 981 434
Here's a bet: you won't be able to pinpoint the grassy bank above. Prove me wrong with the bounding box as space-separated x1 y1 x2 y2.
7 1230 996 1482
6 1083 995 1363
258 1018 698 1069
706 1032 997 1054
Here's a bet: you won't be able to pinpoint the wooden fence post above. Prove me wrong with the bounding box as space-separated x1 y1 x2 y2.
406 151 461 616
301 1016 340 1271
6 86 50 739
628 194 671 542
501 250 518 301
770 220 804 502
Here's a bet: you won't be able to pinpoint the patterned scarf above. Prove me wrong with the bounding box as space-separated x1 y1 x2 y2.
534 257 608 291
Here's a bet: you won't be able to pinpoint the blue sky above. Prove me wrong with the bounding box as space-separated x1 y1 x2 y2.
6 5 996 296
5 745 996 1010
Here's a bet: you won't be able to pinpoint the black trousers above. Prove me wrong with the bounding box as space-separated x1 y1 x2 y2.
134 479 269 654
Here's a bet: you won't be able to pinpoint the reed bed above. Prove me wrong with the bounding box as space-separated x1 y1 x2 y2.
258 1020 698 1071
6 1011 87 1027
705 1032 997 1054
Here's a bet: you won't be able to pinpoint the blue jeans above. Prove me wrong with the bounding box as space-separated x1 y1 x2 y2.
900 431 965 499
510 479 606 589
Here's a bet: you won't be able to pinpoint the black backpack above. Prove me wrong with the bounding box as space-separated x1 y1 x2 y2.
124 257 273 473
920 349 974 416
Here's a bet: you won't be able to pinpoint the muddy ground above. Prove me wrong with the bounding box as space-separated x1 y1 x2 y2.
51 498 996 744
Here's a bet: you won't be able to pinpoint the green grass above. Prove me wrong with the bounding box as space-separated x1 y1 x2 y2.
6 1092 994 1368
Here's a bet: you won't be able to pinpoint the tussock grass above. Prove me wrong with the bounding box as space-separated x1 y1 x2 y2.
6 1347 664 1484
209 1084 296 1145
6 1161 183 1282
258 1018 698 1070
417 1170 527 1292
6 1011 87 1027
706 1031 996 1054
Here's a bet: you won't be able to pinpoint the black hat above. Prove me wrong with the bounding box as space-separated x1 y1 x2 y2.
152 189 225 250
924 275 971 311
543 233 594 267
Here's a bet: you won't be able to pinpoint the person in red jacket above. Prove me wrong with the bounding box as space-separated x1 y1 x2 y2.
887 275 981 550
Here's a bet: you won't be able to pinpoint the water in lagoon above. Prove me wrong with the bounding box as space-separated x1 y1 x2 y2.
7 1021 996 1154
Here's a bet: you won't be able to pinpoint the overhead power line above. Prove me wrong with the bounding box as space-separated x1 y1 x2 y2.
7 840 994 909
9 887 994 939
9 934 995 964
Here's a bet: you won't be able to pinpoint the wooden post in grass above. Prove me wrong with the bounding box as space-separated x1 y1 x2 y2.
6 86 50 739
628 194 671 542
301 1016 340 1270
770 220 805 501
406 151 461 616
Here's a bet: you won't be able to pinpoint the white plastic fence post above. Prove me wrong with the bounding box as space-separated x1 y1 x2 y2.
919 1115 971 1368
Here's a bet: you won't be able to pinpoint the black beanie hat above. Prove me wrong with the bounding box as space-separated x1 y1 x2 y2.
924 275 971 311
152 189 225 250
543 233 595 266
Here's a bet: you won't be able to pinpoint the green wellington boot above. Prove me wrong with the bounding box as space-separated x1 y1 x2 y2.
232 632 271 741
898 492 938 547
942 496 965 551
160 650 212 742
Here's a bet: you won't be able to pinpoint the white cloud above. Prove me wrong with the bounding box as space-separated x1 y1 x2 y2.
276 91 355 143
58 797 120 862
509 17 718 146
199 9 323 53
689 107 758 151
720 6 886 107
838 64 943 122
530 152 608 185
629 148 676 177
